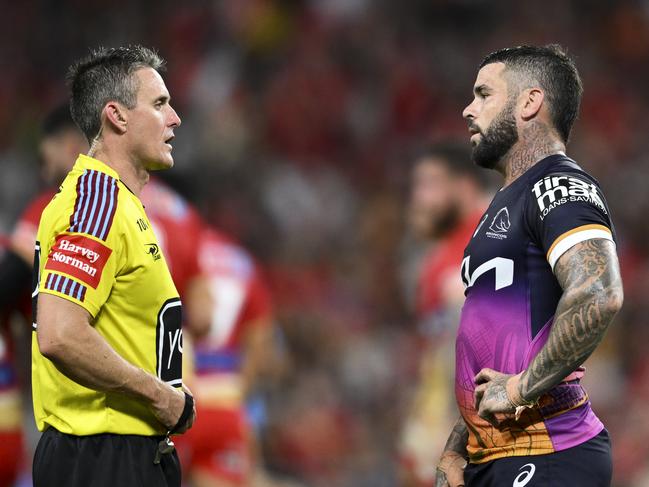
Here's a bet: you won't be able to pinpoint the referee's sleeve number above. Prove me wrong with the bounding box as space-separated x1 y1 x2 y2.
156 298 183 386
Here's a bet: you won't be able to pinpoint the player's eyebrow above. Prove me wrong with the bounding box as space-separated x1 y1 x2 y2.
473 84 491 96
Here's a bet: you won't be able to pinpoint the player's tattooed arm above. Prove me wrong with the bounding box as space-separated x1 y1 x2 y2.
519 238 623 402
435 417 468 487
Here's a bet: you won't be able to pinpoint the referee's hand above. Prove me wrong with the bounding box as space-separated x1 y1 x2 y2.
151 383 196 433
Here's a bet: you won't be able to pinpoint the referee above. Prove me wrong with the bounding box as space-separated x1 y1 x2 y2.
31 46 195 487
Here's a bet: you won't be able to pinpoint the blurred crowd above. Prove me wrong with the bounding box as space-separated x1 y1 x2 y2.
3 1 649 486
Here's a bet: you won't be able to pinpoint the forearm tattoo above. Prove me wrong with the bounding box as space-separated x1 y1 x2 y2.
436 418 469 486
520 239 623 401
444 417 469 456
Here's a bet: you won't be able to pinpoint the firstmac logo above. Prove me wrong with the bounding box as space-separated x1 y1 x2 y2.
532 175 607 220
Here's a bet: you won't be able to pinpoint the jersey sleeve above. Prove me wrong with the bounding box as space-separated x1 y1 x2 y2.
527 171 615 270
39 173 121 317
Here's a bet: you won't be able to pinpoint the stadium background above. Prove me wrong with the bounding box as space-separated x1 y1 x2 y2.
2 1 649 486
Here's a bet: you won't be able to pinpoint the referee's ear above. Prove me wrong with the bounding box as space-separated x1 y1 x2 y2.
103 102 128 135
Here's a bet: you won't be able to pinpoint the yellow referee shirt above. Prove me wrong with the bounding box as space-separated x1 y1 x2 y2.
32 154 183 436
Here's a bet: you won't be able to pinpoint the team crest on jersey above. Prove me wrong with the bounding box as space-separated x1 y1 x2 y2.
486 207 510 240
532 174 607 221
45 234 112 289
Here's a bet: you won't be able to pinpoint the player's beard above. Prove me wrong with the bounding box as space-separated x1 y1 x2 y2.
472 99 519 169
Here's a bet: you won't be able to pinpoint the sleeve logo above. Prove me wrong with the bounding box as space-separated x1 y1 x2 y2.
44 234 112 289
532 175 607 220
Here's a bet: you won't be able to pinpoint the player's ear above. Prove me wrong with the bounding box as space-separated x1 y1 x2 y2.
520 88 544 120
103 102 128 134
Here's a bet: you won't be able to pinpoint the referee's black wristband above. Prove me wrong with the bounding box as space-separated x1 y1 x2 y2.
169 392 194 435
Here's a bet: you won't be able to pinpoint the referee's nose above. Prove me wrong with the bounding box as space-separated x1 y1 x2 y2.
168 105 181 128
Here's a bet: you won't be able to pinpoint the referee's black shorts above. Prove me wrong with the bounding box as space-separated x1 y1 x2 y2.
464 429 612 487
33 428 181 487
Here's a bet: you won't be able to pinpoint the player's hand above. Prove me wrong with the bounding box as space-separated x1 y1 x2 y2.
435 451 466 487
473 368 517 426
151 382 196 433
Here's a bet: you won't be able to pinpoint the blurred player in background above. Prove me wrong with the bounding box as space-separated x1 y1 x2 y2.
0 236 24 487
11 105 87 268
172 227 279 487
399 143 490 487
140 174 281 487
436 45 623 487
0 104 94 487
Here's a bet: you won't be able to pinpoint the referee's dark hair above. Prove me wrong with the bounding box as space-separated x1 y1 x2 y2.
480 44 583 144
66 45 166 143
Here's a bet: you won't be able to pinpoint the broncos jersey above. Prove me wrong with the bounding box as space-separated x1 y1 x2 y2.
456 154 616 463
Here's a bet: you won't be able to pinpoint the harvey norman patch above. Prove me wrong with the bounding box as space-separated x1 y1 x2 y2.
532 174 607 221
44 234 112 289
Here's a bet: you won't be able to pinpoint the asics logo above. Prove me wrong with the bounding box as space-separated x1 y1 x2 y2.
512 463 536 487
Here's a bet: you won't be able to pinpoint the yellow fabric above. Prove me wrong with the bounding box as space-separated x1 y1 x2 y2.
32 154 183 436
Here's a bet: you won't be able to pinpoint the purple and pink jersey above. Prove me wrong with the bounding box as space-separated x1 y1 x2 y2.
456 154 615 463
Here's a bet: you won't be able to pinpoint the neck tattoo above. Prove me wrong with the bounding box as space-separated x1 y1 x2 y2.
501 122 565 186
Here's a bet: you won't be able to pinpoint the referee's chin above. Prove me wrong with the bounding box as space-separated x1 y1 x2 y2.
146 157 175 172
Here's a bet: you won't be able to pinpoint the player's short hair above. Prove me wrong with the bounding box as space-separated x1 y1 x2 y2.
480 44 583 143
412 141 490 189
66 45 166 142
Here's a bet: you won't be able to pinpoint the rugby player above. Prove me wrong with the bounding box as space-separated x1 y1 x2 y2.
400 143 489 486
0 235 24 486
435 45 624 487
172 226 276 487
